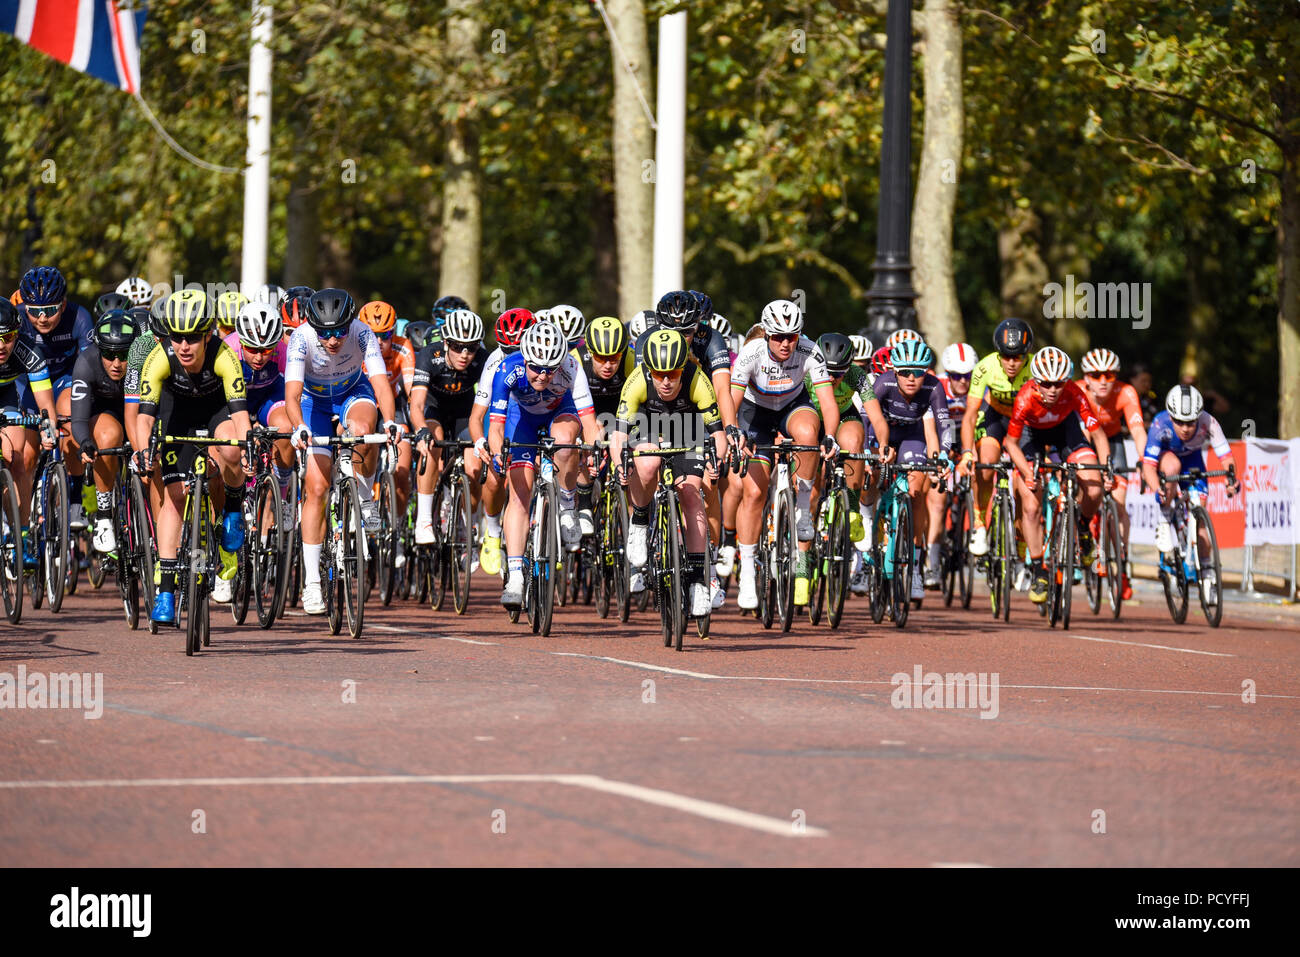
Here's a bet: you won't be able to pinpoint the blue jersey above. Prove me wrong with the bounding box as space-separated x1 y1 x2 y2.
488 351 593 423
20 301 95 381
1142 410 1230 465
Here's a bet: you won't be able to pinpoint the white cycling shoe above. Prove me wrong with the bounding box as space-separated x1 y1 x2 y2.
629 571 646 593
93 518 116 554
714 544 736 578
626 523 648 568
415 519 435 545
710 575 725 609
737 570 759 610
911 569 925 601
301 582 326 615
1155 519 1174 554
968 525 989 556
560 509 581 550
212 573 234 604
691 583 711 617
501 571 524 606
578 508 595 536
795 508 814 541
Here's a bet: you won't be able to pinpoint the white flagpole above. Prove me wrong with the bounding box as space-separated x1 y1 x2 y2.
241 1 273 295
652 11 686 300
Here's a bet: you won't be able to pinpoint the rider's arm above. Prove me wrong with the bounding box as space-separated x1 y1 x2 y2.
408 386 429 433
358 329 396 423
68 352 95 449
1002 394 1032 481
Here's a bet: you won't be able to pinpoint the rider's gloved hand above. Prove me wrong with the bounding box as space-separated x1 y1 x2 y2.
292 425 313 451
79 439 97 464
383 419 401 442
820 434 839 457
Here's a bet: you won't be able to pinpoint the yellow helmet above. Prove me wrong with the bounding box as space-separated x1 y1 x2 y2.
643 329 689 373
586 316 627 358
215 291 249 328
164 289 213 336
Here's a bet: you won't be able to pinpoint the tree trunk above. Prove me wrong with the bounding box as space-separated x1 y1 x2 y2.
439 0 482 310
910 0 965 350
1181 245 1217 383
998 203 1048 329
1279 149 1300 438
590 190 619 316
606 0 654 319
145 239 173 292
283 164 320 288
1045 218 1089 355
319 231 354 291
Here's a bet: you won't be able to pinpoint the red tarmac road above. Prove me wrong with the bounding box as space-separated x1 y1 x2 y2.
2 572 1297 866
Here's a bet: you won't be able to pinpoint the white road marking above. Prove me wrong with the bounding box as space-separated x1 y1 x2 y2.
369 624 499 646
1067 634 1235 657
0 773 824 838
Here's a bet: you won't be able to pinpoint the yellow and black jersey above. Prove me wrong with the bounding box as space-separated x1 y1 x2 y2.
581 346 637 418
138 335 248 418
615 362 723 437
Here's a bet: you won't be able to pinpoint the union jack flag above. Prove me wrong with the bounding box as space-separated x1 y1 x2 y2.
0 0 147 94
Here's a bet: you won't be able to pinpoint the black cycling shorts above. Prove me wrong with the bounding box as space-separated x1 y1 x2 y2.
737 394 817 464
1020 416 1093 464
159 401 232 486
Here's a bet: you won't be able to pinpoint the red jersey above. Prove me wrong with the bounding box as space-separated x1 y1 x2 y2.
1080 380 1143 438
1006 379 1099 441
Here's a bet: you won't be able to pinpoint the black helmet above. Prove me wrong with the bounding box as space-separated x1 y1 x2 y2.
307 288 356 331
817 332 854 374
126 306 153 336
0 299 21 336
148 297 169 339
432 295 470 325
688 290 714 325
655 290 699 331
94 292 133 318
94 310 138 351
284 285 316 300
993 318 1033 357
406 319 434 351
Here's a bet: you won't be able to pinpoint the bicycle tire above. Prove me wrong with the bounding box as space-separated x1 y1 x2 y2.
594 492 610 619
891 498 912 628
0 470 24 624
377 469 398 606
45 462 69 612
612 484 630 622
959 490 975 609
1102 498 1123 618
451 470 473 615
231 500 252 626
869 504 887 625
127 473 156 615
826 487 851 629
776 487 797 632
1193 505 1222 628
341 472 366 638
427 484 446 611
1060 503 1076 629
538 476 559 636
808 511 826 627
941 492 959 607
666 490 687 649
758 482 776 629
86 529 107 589
115 486 139 629
183 489 206 656
251 475 282 628
994 492 1014 622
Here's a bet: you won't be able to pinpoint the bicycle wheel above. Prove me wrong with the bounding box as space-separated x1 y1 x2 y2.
128 473 155 616
989 493 1013 622
776 487 797 633
941 493 960 607
659 490 685 650
611 484 630 622
43 462 69 613
85 528 106 589
0 470 24 624
958 490 975 609
1193 505 1222 628
251 475 282 628
376 469 398 606
115 487 139 629
807 519 826 627
183 492 207 656
758 483 777 629
538 478 559 636
341 475 367 638
826 488 851 629
891 500 912 628
869 505 888 625
450 470 473 615
427 486 446 611
1102 499 1123 619
1048 503 1075 629
231 501 252 626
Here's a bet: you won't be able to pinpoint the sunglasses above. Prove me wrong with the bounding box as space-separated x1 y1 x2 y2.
895 368 927 379
0 330 19 344
527 363 558 376
768 333 799 345
244 344 278 356
1085 371 1116 382
27 304 62 319
445 340 476 353
650 368 684 380
101 349 129 362
170 333 206 345
1038 379 1068 390
316 328 348 340
374 330 393 341
947 371 972 382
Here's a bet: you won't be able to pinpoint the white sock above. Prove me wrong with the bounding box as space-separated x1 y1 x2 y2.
739 543 757 576
417 492 434 524
796 476 812 513
303 542 322 586
559 485 576 510
484 510 503 538
861 502 875 549
356 474 375 502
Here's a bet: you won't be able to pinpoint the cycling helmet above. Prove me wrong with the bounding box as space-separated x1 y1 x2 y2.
19 265 66 306
884 328 923 352
656 290 700 332
359 300 397 335
442 308 484 344
890 338 934 370
760 299 803 336
941 342 977 375
255 283 286 307
431 295 471 328
709 313 732 338
520 321 567 368
0 299 21 335
993 317 1033 357
494 308 534 349
148 296 169 338
405 320 434 351
1081 347 1120 374
94 292 133 318
628 310 654 339
284 285 316 301
126 306 153 337
1165 384 1204 422
307 288 357 332
849 333 873 362
236 302 282 350
689 290 714 325
116 276 153 307
817 333 854 375
1029 346 1072 383
871 345 893 376
643 329 691 373
549 304 586 345
533 308 552 325
164 289 212 336
8 290 21 306
586 316 627 357
280 293 312 330
215 291 249 329
93 310 138 351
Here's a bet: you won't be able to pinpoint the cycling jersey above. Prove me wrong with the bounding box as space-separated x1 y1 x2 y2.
1005 380 1098 442
382 335 417 397
615 363 722 436
731 335 830 410
285 320 386 398
488 351 593 423
636 321 732 377
1143 410 1231 464
472 347 509 409
19 300 94 382
0 332 52 414
1081 380 1143 438
871 369 953 461
137 337 248 418
69 346 127 446
806 364 875 418
937 374 968 419
969 352 1033 417
581 347 636 420
412 339 487 429
123 330 159 402
222 332 288 395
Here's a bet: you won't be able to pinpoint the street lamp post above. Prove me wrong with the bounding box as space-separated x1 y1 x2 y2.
865 0 917 341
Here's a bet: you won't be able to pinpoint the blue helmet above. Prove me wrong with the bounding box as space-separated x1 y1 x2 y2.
431 295 470 330
688 290 714 325
19 265 67 306
890 338 933 370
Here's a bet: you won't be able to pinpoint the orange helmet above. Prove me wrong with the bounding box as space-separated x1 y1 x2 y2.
359 300 396 335
9 289 22 306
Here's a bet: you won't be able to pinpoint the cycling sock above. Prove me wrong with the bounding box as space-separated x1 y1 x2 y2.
507 555 523 576
739 543 757 576
302 543 322 586
95 490 113 518
558 485 576 510
927 541 941 570
159 558 180 594
913 544 923 568
223 484 244 513
796 476 812 512
687 552 707 585
484 510 503 538
273 464 293 495
68 474 84 500
722 526 736 549
861 503 875 548
631 502 650 526
417 493 434 525
356 474 375 502
576 482 593 511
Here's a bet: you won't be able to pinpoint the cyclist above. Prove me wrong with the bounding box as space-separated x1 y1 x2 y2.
1079 347 1147 599
730 299 838 610
549 305 586 353
575 315 636 537
94 292 134 318
1002 347 1112 604
409 308 487 546
71 311 138 552
230 302 295 504
359 300 415 538
0 299 58 566
469 308 535 575
488 321 599 605
958 318 1035 557
1142 384 1240 591
865 338 951 603
116 276 154 308
430 295 471 340
406 319 434 353
255 284 286 307
286 289 399 615
922 341 976 587
627 309 653 348
850 334 873 372
137 290 252 622
615 329 728 619
214 290 249 338
280 289 312 333
17 266 95 533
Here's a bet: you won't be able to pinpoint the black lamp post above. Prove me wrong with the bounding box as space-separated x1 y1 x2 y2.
865 0 917 340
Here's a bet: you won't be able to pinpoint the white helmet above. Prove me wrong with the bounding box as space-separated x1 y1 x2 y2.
884 328 923 351
941 342 977 375
442 308 483 344
709 313 732 338
628 310 653 339
533 308 553 325
235 302 283 350
116 276 153 307
520 321 567 368
255 283 287 307
760 299 803 335
849 334 872 362
1165 384 1204 422
1029 346 1073 383
549 304 586 345
1081 347 1120 374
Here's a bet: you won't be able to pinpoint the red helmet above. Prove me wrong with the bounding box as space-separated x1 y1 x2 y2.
495 308 535 349
871 345 893 376
280 293 311 330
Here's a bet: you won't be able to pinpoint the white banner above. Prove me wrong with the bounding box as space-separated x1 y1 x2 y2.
1123 439 1161 545
1243 438 1300 546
